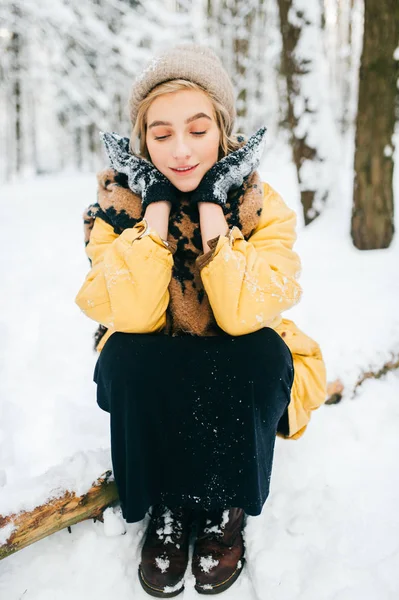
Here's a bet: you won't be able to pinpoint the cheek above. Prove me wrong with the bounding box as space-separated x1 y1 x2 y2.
202 131 220 164
146 139 164 169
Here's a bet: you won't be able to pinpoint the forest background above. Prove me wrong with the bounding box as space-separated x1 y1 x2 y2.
1 0 398 247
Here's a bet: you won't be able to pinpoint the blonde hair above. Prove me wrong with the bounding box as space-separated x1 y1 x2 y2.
129 79 241 161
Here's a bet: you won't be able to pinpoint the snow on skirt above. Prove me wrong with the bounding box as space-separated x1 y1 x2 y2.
93 327 294 523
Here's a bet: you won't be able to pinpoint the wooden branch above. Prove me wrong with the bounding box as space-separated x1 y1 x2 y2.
326 352 399 404
354 355 399 389
0 471 118 560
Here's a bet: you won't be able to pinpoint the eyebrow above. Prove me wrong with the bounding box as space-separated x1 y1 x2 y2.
148 112 212 129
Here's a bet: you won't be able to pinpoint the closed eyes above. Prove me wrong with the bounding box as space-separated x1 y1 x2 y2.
154 131 207 141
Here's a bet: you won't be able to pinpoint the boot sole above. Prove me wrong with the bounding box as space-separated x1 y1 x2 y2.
138 566 185 598
194 557 246 595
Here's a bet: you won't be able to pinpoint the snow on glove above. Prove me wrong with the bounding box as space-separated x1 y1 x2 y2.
99 131 178 209
191 127 267 207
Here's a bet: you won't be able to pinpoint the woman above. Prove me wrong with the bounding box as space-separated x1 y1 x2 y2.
75 44 326 597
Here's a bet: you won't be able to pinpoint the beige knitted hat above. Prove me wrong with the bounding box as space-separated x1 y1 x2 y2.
128 44 236 135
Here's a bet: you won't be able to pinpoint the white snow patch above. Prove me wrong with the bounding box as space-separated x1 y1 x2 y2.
221 509 230 529
199 555 219 573
103 506 126 537
204 524 222 535
155 508 181 545
0 522 16 545
0 449 112 517
155 555 170 573
163 578 184 593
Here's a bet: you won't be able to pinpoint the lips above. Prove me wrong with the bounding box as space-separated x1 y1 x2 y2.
170 164 199 175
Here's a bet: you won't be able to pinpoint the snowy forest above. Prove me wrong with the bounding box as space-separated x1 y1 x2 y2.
1 0 398 245
1 1 399 599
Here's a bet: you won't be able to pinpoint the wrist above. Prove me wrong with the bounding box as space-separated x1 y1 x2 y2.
198 202 224 216
144 200 172 218
198 203 229 252
144 201 171 240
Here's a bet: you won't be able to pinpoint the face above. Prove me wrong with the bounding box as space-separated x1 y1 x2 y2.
145 89 220 192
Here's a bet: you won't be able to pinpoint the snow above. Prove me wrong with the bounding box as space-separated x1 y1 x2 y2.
103 506 126 537
155 555 170 573
199 555 219 574
163 578 185 594
221 509 230 528
0 524 16 546
287 0 342 217
213 127 267 204
0 449 112 516
155 508 182 545
203 508 230 535
0 135 398 598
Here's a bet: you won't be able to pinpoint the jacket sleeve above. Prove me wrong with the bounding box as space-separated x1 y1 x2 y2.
75 217 175 334
196 182 302 336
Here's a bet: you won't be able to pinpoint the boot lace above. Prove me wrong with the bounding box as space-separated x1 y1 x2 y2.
149 504 185 546
199 508 231 541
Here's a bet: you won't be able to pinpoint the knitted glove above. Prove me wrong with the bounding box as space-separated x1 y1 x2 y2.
191 127 267 207
99 131 178 209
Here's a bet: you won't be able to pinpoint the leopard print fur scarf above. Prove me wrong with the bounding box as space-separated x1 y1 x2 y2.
83 168 264 349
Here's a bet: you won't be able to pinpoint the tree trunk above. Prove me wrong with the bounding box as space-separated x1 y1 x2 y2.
254 0 267 106
277 0 338 225
10 26 22 175
232 2 256 124
30 89 39 174
218 0 230 70
351 0 398 249
206 0 214 40
88 122 98 171
330 0 354 134
175 0 190 11
216 0 256 130
74 125 83 171
339 0 358 135
0 471 118 561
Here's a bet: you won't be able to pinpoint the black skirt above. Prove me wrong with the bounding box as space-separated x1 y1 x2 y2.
93 327 294 523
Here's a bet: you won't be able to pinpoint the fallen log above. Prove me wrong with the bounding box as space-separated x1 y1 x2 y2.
0 470 118 560
326 352 399 404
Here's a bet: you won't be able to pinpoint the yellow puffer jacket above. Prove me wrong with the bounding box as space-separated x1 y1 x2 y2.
76 182 327 440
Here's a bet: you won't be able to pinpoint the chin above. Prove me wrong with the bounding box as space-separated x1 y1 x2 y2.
173 178 200 193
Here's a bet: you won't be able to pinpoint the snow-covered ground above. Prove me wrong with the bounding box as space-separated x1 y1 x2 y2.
0 139 398 599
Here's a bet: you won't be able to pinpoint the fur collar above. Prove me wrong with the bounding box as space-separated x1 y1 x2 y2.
83 168 264 348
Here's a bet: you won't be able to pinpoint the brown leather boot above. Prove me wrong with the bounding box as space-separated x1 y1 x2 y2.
192 507 245 594
138 504 192 598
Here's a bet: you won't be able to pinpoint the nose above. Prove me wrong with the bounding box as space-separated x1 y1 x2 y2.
171 136 191 160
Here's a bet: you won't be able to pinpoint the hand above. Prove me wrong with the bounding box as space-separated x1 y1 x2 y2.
99 131 178 209
191 127 267 207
